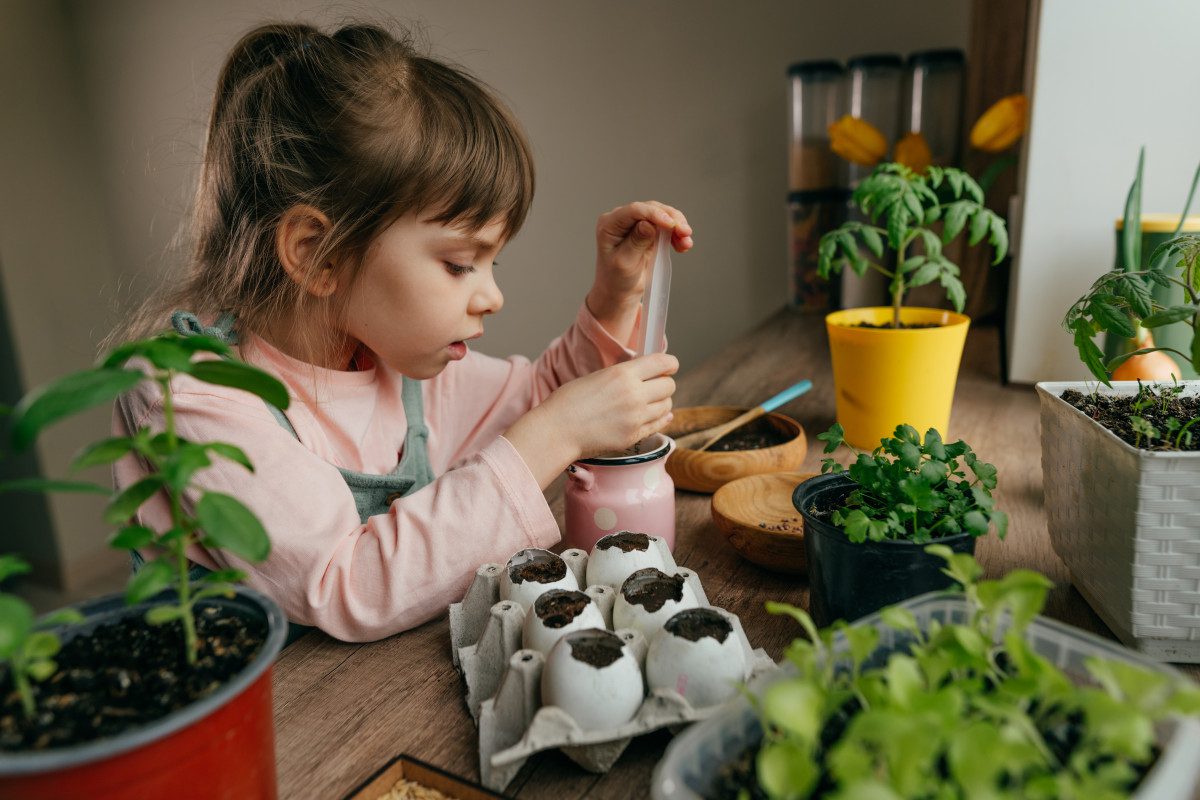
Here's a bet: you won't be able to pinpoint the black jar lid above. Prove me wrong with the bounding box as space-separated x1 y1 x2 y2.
787 59 845 78
907 48 966 67
846 53 903 71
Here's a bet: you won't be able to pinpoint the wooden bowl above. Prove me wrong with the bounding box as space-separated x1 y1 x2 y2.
664 406 807 493
711 471 817 575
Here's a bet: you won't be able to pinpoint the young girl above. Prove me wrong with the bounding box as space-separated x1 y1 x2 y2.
112 22 692 642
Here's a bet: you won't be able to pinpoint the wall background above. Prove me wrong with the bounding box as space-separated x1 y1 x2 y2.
1008 0 1200 382
0 0 969 588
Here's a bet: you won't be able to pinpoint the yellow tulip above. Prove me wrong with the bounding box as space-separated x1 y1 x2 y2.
893 131 932 174
970 94 1027 152
829 115 887 167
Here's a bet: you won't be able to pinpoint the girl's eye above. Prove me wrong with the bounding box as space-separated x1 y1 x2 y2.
445 262 475 276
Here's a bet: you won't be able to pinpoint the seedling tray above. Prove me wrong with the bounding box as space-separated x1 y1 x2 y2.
448 543 776 792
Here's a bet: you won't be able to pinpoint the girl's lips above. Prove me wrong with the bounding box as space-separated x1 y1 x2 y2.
447 341 467 360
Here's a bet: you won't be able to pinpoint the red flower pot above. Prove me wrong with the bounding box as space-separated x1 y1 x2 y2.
0 587 287 799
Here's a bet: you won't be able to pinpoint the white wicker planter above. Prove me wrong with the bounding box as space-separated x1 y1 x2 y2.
1037 381 1200 662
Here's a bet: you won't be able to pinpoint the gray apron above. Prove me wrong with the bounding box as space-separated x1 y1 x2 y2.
132 312 436 645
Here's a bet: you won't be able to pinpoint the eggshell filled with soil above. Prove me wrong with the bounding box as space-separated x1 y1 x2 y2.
500 548 579 611
585 531 668 590
540 628 644 730
612 567 700 640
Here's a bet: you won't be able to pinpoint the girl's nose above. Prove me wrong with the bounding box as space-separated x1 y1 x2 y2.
471 272 504 315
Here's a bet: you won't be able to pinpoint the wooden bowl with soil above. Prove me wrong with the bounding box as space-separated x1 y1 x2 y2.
710 471 816 575
664 406 807 493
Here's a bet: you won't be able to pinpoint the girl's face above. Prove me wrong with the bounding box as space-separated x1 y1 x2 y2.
342 212 506 379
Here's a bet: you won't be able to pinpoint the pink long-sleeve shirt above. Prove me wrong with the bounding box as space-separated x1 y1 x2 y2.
112 305 635 642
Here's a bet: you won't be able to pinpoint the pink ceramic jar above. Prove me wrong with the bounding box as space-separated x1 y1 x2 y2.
564 433 677 552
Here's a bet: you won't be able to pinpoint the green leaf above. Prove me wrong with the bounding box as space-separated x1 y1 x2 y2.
939 273 967 312
37 608 84 627
947 170 964 198
1142 305 1198 327
9 368 143 451
102 334 233 369
969 458 998 490
144 605 184 625
195 492 270 562
757 739 819 798
104 476 164 525
1116 275 1153 318
896 441 922 469
988 215 1009 264
71 437 137 471
196 568 245 584
967 209 990 246
0 595 34 659
189 361 289 411
927 545 983 588
0 555 31 584
139 339 197 372
0 478 109 495
125 558 173 604
192 584 238 602
839 509 872 544
23 631 60 659
899 255 925 274
162 443 212 492
1121 147 1145 271
908 262 940 287
27 659 57 681
963 510 989 537
885 655 923 709
1074 329 1110 383
942 202 969 243
859 226 884 259
817 423 845 454
1088 300 1136 339
205 442 253 471
763 679 824 741
894 424 921 445
109 524 156 550
881 607 920 637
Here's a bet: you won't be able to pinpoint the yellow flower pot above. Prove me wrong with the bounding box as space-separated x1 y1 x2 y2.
826 307 970 449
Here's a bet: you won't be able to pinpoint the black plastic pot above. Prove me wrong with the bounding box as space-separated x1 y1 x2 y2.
793 473 976 626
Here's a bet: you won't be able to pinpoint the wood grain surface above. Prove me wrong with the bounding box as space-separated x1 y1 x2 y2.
710 471 816 575
271 310 1200 800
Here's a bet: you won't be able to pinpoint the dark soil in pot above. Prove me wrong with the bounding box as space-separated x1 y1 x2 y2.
847 321 940 329
1061 388 1200 452
0 604 264 751
709 418 793 452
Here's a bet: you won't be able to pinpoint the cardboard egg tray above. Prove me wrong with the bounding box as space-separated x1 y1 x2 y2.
448 542 776 792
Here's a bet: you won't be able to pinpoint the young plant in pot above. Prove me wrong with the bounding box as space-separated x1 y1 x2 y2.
0 332 290 799
1040 155 1200 662
654 548 1200 800
816 162 1008 448
793 422 1006 626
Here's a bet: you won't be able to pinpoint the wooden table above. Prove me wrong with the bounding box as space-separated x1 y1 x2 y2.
271 309 1200 799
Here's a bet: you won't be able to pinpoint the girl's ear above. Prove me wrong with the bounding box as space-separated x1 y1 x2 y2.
276 205 339 297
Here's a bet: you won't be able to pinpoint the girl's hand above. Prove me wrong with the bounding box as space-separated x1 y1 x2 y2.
586 201 693 343
503 353 679 488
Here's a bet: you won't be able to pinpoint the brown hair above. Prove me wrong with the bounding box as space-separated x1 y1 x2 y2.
113 21 535 355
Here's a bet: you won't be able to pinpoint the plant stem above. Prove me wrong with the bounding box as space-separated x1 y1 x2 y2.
12 656 33 719
157 373 198 666
892 238 906 329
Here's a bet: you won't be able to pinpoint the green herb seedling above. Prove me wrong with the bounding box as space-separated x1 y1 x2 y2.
2 333 288 666
817 422 1007 544
752 549 1200 798
0 555 84 719
817 163 1009 329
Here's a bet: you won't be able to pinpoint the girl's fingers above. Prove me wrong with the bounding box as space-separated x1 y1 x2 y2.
642 374 677 403
604 201 693 239
626 353 679 380
644 397 673 422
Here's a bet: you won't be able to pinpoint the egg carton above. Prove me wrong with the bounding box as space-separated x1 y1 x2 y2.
448 544 777 792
